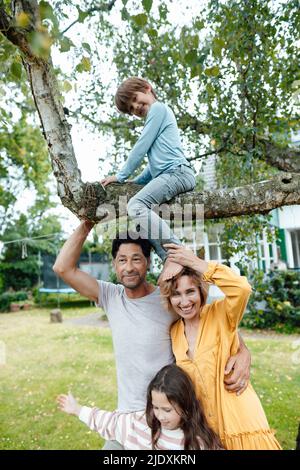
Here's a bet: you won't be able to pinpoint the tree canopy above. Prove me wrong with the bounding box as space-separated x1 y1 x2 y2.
0 0 299 229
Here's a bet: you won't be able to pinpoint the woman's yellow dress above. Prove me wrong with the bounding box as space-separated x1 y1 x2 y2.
170 262 281 450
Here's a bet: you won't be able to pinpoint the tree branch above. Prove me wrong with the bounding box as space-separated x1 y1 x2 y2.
83 171 300 222
69 109 138 131
187 134 231 162
179 114 300 172
60 1 117 36
260 137 300 173
178 112 212 135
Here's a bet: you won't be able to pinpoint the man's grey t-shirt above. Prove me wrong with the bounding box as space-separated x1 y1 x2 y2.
97 281 178 412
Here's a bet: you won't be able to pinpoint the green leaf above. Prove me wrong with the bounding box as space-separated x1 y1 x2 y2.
39 1 55 21
39 1 59 30
204 66 220 77
184 49 198 66
82 42 91 53
142 0 153 14
63 81 72 92
191 35 199 49
190 65 202 79
121 7 130 21
77 8 89 23
10 62 22 80
214 38 226 49
16 12 30 28
59 37 74 52
206 83 214 95
131 14 148 27
28 31 52 58
82 57 91 72
158 4 168 20
76 57 91 73
212 38 226 58
147 28 158 38
194 19 204 30
0 45 14 62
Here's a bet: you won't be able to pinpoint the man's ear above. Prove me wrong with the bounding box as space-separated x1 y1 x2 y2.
147 257 151 269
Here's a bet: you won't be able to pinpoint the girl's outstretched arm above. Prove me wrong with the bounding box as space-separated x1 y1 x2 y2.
57 392 82 417
57 392 131 445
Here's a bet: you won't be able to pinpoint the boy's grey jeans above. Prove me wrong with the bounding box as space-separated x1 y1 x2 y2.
127 164 196 261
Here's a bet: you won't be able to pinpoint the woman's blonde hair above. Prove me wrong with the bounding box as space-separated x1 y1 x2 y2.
115 77 157 114
160 267 209 315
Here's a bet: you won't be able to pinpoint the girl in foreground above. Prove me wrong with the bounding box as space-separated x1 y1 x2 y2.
160 243 282 450
57 364 222 450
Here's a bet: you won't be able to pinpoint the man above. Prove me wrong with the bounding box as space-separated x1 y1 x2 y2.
53 221 251 450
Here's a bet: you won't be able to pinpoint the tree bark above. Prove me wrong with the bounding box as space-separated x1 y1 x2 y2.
1 1 299 224
98 172 300 221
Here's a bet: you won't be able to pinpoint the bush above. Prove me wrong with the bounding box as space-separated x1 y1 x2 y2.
0 274 4 294
0 258 39 291
109 270 159 285
0 291 28 313
242 270 300 332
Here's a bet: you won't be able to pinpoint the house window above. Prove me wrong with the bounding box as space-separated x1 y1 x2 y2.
204 225 227 263
256 228 278 272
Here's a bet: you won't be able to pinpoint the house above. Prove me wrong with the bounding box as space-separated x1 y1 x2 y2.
194 132 300 273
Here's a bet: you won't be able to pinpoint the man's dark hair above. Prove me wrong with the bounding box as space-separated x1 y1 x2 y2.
111 232 152 259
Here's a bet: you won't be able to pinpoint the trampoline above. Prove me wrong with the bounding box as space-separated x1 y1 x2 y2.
39 288 76 294
38 253 109 307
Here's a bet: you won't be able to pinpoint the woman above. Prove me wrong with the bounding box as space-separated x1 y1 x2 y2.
160 243 281 450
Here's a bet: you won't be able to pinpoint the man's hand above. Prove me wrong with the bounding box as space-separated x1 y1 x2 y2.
57 392 81 417
224 345 251 396
101 175 118 187
80 220 95 236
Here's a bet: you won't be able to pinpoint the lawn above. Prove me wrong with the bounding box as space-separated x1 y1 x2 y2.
0 307 299 450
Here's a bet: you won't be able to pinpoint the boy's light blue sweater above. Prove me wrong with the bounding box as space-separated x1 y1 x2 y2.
116 101 189 185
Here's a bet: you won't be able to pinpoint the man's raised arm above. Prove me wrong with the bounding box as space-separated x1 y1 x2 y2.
53 221 99 303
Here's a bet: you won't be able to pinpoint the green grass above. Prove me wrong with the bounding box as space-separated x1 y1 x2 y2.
0 308 299 450
241 331 300 450
0 306 116 450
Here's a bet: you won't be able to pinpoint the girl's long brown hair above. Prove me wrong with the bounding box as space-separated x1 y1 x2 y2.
146 364 223 450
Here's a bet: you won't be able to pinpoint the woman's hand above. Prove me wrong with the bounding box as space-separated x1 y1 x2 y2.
163 243 208 273
57 392 82 416
101 175 118 187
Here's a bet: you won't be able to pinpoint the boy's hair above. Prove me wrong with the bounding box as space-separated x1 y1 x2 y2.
146 364 223 450
111 231 152 259
115 77 157 115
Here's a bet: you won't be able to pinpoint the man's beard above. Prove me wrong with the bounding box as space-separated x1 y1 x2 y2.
121 273 144 289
